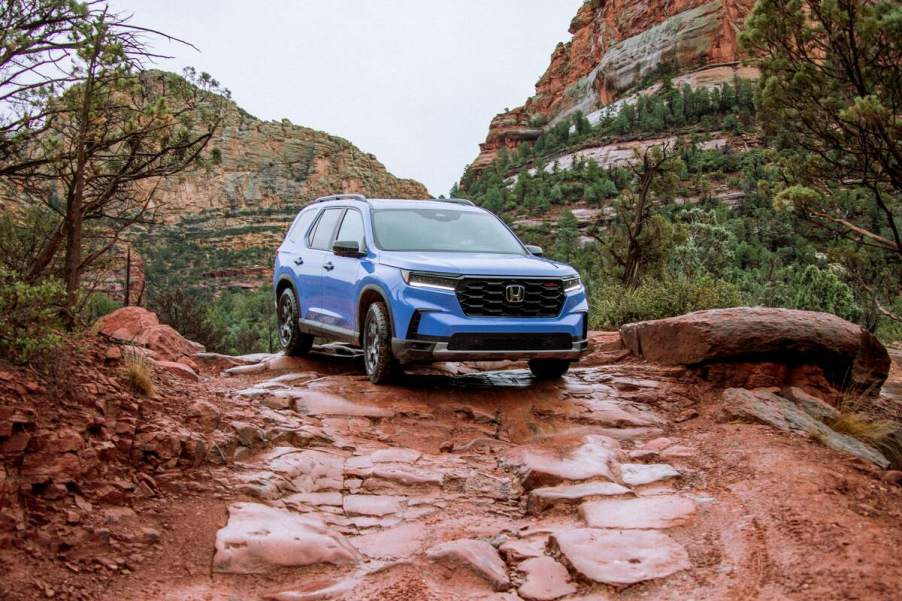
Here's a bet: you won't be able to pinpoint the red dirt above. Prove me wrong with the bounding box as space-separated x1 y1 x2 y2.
1 334 900 601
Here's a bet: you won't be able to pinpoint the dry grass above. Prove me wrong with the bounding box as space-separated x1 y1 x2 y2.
830 412 897 443
124 351 155 397
830 387 902 467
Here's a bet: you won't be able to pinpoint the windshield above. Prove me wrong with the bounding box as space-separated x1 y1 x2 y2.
372 208 526 254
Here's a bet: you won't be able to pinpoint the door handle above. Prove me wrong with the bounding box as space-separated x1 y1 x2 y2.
294 257 304 266
323 262 335 271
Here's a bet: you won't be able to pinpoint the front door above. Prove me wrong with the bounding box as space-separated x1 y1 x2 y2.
302 207 345 323
321 208 367 333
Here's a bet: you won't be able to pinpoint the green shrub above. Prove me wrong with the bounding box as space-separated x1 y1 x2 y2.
82 292 122 323
763 264 862 323
590 275 743 330
0 268 66 364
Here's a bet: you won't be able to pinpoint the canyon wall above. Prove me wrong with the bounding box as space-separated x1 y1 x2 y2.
139 73 429 291
471 0 756 171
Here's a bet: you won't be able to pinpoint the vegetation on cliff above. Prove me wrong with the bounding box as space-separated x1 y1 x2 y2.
459 0 900 342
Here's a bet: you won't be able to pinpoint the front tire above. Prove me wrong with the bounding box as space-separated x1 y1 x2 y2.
363 302 400 384
528 358 571 380
278 288 313 356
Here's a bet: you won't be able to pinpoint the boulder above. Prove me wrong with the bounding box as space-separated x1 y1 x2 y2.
96 307 204 362
620 308 890 393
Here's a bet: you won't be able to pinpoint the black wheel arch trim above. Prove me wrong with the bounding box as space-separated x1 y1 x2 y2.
357 283 396 341
275 275 297 307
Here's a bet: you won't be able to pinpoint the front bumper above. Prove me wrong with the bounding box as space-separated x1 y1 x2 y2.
391 337 589 364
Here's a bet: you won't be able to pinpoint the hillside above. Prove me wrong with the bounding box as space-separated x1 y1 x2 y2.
455 0 897 339
137 71 428 292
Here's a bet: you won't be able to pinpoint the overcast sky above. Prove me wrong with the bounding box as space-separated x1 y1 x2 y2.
107 0 583 197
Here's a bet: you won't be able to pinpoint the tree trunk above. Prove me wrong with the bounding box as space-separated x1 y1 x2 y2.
124 246 131 306
61 36 100 328
63 178 84 326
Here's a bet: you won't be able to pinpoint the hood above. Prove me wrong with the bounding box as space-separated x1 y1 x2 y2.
377 251 577 277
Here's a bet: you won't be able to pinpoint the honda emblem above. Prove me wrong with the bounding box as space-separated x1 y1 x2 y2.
505 284 526 304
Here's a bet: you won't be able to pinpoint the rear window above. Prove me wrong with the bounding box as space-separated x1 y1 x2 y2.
287 209 317 244
309 208 344 250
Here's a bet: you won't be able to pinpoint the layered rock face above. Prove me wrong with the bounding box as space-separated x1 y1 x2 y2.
151 104 427 225
471 0 756 170
141 73 428 291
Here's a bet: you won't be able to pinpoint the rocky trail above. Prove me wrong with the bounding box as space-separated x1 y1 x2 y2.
2 310 902 601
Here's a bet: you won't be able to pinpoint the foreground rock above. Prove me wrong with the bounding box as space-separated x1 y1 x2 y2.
502 435 621 490
620 308 890 393
213 503 359 574
426 538 511 591
723 388 889 467
97 306 203 363
550 528 690 586
517 556 577 600
580 495 696 529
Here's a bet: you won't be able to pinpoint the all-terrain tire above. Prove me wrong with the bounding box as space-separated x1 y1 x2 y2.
278 288 314 357
363 302 401 384
528 358 571 380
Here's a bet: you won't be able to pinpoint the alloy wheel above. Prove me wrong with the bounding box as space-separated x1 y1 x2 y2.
278 295 294 347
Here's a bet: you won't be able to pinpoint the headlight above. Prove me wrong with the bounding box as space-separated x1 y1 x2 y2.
401 270 459 291
562 275 582 292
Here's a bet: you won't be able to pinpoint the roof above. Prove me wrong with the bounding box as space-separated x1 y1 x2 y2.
367 198 483 211
308 195 483 212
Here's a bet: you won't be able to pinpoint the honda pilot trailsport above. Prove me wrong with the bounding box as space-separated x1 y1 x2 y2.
273 194 589 384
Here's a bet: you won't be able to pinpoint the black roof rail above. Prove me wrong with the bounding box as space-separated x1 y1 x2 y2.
312 193 368 204
442 198 476 206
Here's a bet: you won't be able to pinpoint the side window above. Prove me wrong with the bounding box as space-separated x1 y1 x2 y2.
287 209 317 246
309 208 344 250
335 210 365 249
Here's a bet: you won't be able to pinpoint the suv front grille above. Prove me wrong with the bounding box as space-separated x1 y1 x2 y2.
447 333 572 351
455 278 565 317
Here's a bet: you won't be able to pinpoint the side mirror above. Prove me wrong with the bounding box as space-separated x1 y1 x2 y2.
332 240 365 258
525 245 544 256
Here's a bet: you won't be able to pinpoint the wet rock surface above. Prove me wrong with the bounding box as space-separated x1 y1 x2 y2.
3 327 902 601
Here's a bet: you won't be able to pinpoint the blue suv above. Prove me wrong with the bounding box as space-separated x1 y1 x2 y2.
273 194 589 384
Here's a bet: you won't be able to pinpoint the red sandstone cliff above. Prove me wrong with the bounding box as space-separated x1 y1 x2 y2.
471 0 756 171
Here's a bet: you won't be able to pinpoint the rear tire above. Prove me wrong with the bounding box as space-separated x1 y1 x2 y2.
363 302 400 384
528 358 571 380
278 288 313 357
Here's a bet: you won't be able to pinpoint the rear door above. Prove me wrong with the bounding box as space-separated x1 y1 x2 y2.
302 207 345 323
279 207 318 307
321 208 367 332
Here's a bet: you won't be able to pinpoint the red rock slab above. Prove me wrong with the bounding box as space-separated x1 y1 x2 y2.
151 359 199 381
527 481 631 514
426 538 511 591
517 556 577 600
342 494 404 517
549 528 690 586
503 435 621 490
213 503 359 574
580 495 696 529
620 463 680 487
351 522 425 559
499 536 548 561
294 390 394 418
